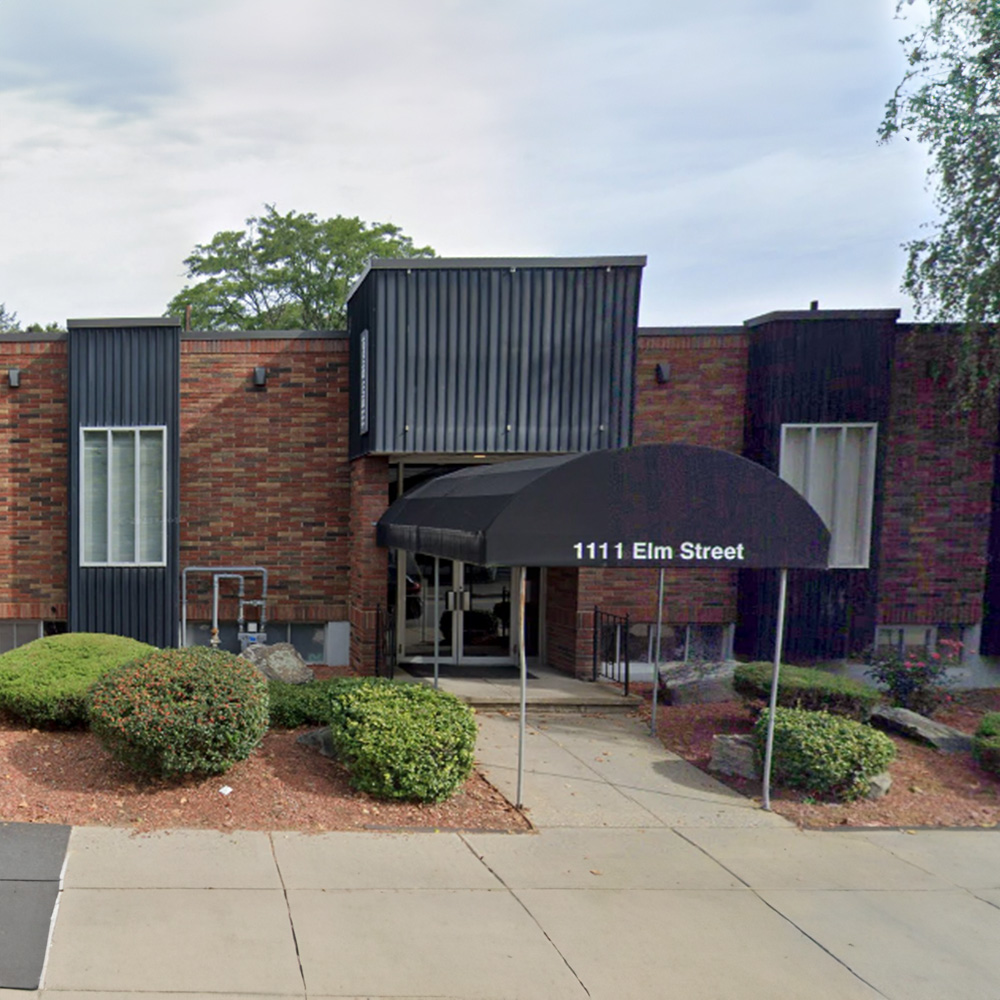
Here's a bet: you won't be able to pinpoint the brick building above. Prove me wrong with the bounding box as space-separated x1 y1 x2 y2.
0 256 997 675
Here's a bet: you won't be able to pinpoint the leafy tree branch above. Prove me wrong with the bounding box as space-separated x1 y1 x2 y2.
166 205 435 331
880 0 1000 410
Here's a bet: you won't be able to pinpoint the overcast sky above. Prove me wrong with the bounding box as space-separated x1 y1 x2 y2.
0 0 932 329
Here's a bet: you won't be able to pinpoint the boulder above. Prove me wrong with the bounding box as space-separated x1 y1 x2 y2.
296 727 337 759
864 772 892 800
241 642 315 684
870 705 973 754
658 661 736 705
709 733 759 780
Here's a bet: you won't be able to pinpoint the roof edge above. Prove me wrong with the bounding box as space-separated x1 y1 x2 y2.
639 325 744 337
67 317 183 329
348 255 647 303
744 309 901 327
181 329 346 340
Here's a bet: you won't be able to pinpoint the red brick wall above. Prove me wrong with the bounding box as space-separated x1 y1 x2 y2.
634 332 748 449
0 340 69 619
544 331 749 675
878 329 997 625
179 338 350 624
348 455 389 672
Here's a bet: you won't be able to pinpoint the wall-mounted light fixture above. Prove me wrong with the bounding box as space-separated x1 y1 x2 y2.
252 366 267 388
8 368 20 389
654 362 670 385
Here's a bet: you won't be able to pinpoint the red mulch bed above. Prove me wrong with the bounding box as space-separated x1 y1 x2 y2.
0 665 530 834
637 685 1000 829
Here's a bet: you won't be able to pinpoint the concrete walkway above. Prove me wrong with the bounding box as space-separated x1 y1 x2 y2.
8 711 1000 999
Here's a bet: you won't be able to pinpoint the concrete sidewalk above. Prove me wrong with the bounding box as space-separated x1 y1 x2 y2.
12 711 1000 999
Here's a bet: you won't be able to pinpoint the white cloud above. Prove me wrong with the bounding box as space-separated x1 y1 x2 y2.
0 0 932 326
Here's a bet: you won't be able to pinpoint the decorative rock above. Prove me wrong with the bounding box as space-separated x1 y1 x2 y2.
709 733 759 780
870 705 974 753
864 771 892 800
658 661 736 706
296 727 337 759
241 642 315 684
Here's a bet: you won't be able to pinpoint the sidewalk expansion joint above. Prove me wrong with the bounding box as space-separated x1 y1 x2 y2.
673 832 890 1000
268 831 307 995
458 832 592 997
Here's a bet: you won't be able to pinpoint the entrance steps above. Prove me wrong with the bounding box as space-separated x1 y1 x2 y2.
397 663 643 714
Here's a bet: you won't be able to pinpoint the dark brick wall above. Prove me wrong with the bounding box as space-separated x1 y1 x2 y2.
878 328 997 626
0 340 69 619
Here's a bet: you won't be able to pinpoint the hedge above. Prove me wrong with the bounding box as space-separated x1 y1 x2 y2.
328 680 477 802
0 632 157 728
754 706 896 801
89 647 269 778
734 661 881 721
973 712 1000 777
267 677 366 729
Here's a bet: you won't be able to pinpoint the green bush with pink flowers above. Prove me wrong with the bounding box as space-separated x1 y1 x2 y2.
865 639 962 715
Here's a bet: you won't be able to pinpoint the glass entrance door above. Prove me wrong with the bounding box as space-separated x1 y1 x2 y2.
396 555 517 665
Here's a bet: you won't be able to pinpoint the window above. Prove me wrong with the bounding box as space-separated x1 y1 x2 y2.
779 423 877 568
0 621 42 655
81 427 166 566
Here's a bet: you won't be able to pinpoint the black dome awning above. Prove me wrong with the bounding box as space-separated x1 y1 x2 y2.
376 444 830 569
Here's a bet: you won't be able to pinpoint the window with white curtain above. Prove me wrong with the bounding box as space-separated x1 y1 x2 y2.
779 423 877 569
81 427 166 566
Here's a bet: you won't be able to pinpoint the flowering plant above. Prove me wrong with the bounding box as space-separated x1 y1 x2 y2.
865 638 962 715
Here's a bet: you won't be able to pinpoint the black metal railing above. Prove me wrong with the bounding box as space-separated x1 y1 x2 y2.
592 606 630 695
374 604 396 679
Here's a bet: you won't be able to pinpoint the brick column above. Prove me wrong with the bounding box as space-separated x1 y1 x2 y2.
348 455 389 673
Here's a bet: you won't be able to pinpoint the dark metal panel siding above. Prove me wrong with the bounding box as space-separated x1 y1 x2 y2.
349 263 641 456
980 403 1000 654
735 315 896 660
68 324 181 647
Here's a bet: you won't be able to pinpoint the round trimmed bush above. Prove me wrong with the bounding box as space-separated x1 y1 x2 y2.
328 680 477 802
88 646 269 778
0 632 157 727
972 712 1000 776
754 706 896 801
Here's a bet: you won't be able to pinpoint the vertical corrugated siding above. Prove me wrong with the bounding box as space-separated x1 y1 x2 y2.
736 316 896 660
348 264 641 456
980 404 1000 654
69 324 181 647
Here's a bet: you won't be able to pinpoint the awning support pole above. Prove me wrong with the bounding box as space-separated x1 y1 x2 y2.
762 567 789 811
433 557 440 690
516 565 528 809
650 567 665 736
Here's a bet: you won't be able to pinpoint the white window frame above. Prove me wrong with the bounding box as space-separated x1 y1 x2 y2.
80 426 168 567
779 422 877 570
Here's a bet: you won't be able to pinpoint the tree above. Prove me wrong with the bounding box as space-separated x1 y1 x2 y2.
879 0 1000 409
0 303 19 333
166 206 435 331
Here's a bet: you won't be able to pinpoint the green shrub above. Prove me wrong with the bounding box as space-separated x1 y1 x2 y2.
734 662 881 721
88 647 269 778
865 639 961 715
0 632 157 727
972 712 1000 776
328 680 477 802
753 706 897 801
267 677 366 729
